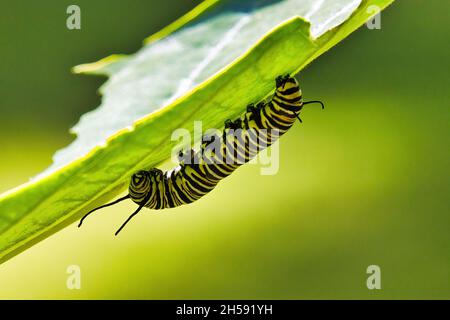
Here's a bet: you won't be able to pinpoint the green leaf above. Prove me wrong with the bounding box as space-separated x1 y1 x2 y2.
0 0 394 264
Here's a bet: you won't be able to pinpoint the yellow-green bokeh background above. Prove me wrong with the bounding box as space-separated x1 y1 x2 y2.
0 1 449 299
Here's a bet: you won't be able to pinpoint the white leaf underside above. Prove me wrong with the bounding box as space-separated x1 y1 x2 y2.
40 0 361 178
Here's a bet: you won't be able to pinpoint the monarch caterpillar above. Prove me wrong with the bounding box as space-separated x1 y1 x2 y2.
78 75 324 235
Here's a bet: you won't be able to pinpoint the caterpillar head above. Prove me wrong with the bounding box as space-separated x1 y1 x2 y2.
129 170 152 204
275 75 302 109
275 75 299 90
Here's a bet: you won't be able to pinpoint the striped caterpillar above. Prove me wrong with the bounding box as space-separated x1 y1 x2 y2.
78 75 323 235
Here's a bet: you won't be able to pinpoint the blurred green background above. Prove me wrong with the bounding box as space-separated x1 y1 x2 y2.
0 0 449 299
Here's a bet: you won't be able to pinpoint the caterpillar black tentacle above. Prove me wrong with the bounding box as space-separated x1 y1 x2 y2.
78 75 324 235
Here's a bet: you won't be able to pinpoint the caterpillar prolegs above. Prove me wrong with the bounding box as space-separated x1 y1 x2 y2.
78 75 324 235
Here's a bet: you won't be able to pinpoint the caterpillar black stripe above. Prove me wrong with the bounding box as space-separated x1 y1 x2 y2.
78 75 324 235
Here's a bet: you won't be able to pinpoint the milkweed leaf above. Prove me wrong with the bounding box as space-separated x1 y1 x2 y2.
0 0 395 264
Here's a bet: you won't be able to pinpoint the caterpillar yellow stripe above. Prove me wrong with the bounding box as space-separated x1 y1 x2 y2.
78 75 324 235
